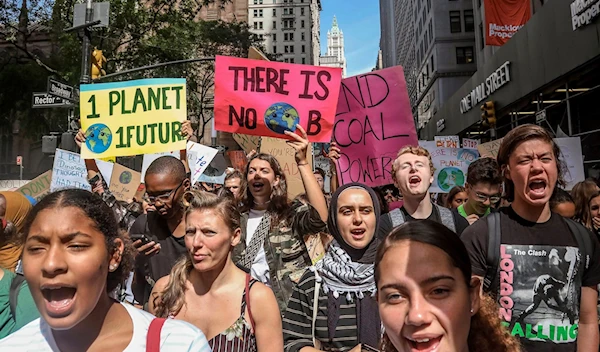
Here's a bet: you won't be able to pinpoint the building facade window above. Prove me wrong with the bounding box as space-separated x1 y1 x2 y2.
450 11 461 33
464 10 474 32
456 46 474 64
273 33 277 41
259 21 263 29
273 45 277 53
302 44 305 53
273 9 276 16
301 32 305 41
273 21 276 29
290 58 295 63
301 20 305 28
302 57 306 64
253 22 258 29
301 8 305 16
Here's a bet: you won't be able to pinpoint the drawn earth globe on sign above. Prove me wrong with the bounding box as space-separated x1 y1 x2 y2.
264 102 300 134
437 167 465 192
119 171 132 184
84 123 112 154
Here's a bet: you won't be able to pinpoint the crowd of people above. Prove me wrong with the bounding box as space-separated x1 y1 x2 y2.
0 123 598 351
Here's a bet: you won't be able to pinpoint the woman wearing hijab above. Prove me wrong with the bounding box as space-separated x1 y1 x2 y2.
283 183 381 352
0 192 32 272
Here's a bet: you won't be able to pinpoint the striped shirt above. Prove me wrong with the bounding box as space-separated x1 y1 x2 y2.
283 270 371 352
0 302 210 351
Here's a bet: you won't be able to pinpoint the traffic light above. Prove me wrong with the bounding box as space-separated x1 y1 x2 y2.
481 101 496 127
91 48 107 79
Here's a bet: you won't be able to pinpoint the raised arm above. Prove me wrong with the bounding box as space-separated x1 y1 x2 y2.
285 125 328 222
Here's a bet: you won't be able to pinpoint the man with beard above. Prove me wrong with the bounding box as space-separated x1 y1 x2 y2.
130 156 190 307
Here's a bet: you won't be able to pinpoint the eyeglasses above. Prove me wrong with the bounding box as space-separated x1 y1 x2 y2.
474 191 501 204
147 180 184 204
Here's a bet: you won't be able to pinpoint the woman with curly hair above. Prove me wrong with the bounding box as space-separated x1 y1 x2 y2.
375 220 521 352
149 190 283 352
0 189 209 351
233 125 328 312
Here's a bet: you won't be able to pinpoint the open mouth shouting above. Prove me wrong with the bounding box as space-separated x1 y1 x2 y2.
405 335 442 352
251 181 265 193
528 179 547 198
409 176 422 188
41 284 77 317
350 228 366 241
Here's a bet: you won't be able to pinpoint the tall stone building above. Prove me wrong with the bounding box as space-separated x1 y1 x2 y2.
379 0 477 131
197 0 248 22
247 0 322 65
319 16 347 77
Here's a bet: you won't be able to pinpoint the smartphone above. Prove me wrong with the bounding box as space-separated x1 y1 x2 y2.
130 234 152 246
362 344 380 352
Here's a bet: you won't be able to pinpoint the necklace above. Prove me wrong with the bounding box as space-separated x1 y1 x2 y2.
253 199 271 206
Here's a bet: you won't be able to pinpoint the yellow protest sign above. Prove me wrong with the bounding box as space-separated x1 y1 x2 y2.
79 78 187 159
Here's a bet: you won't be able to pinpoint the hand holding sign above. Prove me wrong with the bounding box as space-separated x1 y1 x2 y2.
284 124 310 164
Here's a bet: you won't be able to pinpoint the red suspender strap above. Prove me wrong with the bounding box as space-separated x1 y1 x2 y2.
146 318 166 352
245 274 256 333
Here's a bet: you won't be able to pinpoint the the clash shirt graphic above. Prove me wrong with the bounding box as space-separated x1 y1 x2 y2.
498 244 582 347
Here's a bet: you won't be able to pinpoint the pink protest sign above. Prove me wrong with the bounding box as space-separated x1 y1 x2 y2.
214 56 342 143
333 66 418 187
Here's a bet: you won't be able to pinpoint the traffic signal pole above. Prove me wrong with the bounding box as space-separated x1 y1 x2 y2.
80 0 94 84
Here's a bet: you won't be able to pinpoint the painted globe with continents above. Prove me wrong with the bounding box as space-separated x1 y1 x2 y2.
264 102 300 134
84 123 112 154
119 171 132 184
437 167 465 192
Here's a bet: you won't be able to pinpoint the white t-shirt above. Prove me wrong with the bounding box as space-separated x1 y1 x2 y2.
0 302 210 351
247 209 271 285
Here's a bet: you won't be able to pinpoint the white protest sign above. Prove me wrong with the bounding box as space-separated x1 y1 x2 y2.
435 135 460 148
426 147 479 193
95 159 114 182
554 137 585 190
141 150 180 181
419 140 437 150
198 153 228 185
462 138 480 149
187 141 219 184
50 149 92 191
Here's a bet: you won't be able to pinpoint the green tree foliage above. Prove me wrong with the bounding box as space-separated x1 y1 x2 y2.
1 0 270 140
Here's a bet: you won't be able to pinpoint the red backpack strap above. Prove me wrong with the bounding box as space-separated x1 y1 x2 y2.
244 274 256 333
146 318 166 352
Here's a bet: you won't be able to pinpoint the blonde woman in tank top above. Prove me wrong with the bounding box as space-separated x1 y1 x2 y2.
149 191 283 352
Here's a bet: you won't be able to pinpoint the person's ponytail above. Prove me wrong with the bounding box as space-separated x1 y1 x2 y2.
153 256 193 318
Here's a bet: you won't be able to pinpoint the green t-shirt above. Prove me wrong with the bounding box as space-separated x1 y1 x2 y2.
0 268 40 339
457 203 491 218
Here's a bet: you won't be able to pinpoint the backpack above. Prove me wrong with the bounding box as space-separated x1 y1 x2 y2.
389 203 457 233
9 274 26 319
483 212 594 293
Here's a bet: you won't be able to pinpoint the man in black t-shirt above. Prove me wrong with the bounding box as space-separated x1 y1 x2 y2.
130 156 190 306
377 145 468 238
462 124 600 352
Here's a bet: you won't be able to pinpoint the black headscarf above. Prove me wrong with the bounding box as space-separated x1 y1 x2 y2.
327 182 382 264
